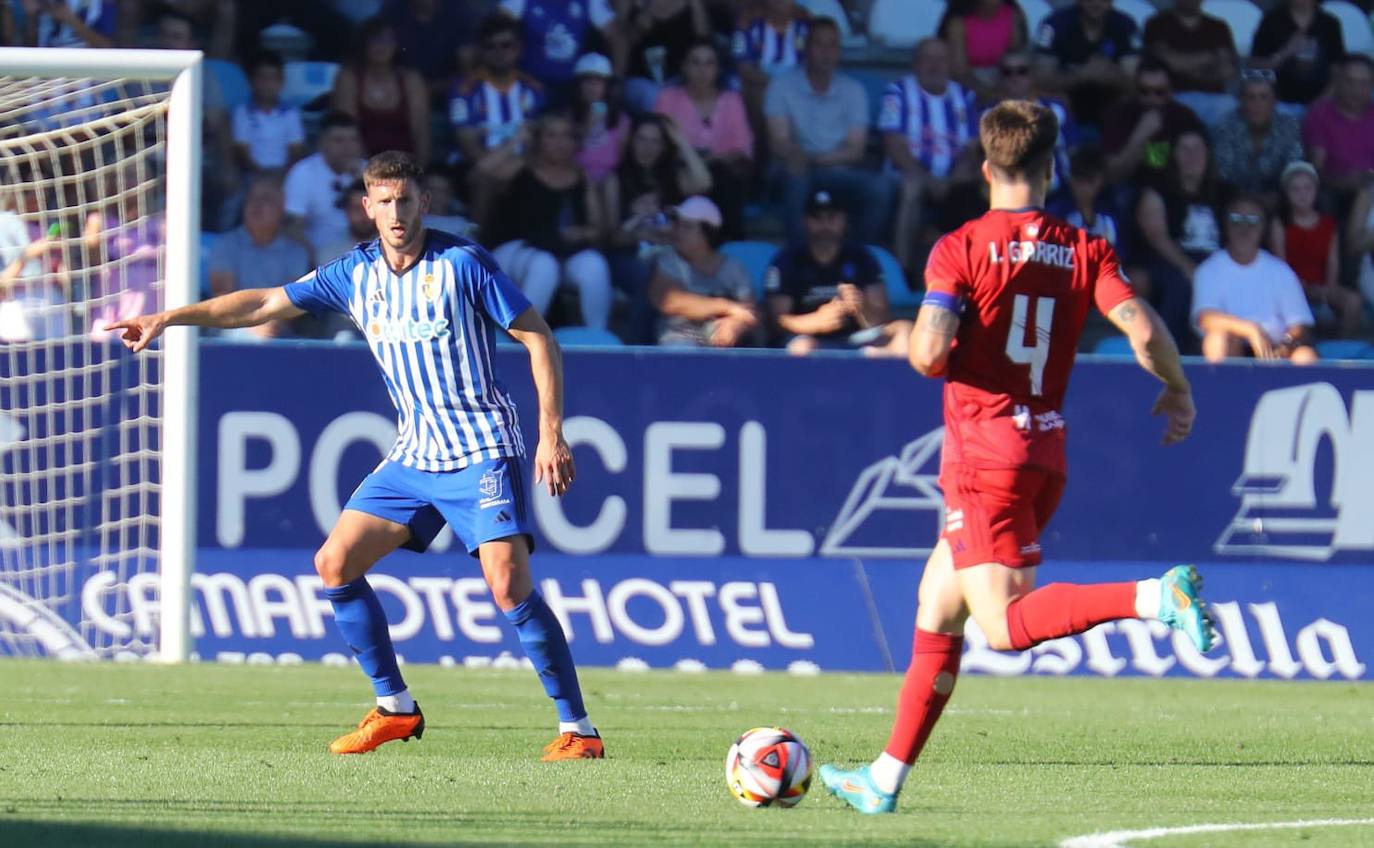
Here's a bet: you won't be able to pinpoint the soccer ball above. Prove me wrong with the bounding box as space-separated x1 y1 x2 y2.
724 726 813 808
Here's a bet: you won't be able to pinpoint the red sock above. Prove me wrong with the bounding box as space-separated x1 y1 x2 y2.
1005 582 1137 651
884 629 962 764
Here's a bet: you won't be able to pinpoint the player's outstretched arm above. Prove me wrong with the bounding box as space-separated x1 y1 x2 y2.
104 288 307 353
506 308 576 497
907 302 960 377
1106 297 1195 445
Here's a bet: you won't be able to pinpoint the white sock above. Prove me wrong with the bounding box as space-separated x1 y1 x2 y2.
377 689 416 713
560 717 595 736
867 752 909 796
1135 579 1161 620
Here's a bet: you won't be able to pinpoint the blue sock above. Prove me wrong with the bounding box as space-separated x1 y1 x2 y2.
504 590 587 723
324 577 407 698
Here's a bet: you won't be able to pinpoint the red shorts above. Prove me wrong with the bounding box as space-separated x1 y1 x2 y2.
939 464 1065 570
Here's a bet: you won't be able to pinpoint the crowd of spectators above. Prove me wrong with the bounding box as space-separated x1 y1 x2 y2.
5 0 1374 362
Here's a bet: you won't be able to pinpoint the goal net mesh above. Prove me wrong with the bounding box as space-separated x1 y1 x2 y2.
0 75 172 659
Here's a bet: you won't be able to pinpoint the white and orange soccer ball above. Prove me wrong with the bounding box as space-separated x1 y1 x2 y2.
724 726 813 808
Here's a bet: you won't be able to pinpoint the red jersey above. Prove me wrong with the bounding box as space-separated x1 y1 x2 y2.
925 208 1136 474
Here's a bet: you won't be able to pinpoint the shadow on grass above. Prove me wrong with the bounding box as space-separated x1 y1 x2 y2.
0 820 539 848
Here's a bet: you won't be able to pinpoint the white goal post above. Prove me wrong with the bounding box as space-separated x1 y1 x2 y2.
0 48 201 662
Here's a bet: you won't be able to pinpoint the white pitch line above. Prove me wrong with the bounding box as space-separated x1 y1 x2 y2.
1061 818 1374 848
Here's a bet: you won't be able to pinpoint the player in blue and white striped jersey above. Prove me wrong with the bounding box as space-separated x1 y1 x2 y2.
107 151 604 762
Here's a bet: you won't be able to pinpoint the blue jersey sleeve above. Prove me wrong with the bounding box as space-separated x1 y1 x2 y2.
284 253 355 316
732 22 759 64
459 245 532 328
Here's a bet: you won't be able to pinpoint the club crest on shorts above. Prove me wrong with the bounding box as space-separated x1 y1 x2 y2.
478 469 512 510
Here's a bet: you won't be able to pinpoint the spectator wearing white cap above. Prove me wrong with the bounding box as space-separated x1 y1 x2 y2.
649 196 761 347
571 54 632 183
765 189 910 357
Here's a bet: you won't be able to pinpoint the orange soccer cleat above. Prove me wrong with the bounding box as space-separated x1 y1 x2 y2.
328 704 425 755
541 731 605 761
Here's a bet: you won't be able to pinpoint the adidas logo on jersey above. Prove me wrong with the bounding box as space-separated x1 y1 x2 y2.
988 239 1075 270
365 317 452 343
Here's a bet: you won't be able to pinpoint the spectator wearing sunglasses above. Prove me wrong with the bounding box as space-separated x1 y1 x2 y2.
1193 194 1317 365
938 0 1029 102
1210 69 1303 202
1141 0 1236 127
1101 61 1203 188
986 51 1075 198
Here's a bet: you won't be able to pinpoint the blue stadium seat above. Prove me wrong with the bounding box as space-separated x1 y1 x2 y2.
205 59 250 113
1094 335 1134 356
199 232 218 298
1316 339 1374 360
867 244 921 313
849 69 892 127
720 240 781 301
867 0 943 48
1017 0 1054 38
282 61 339 111
1327 1 1374 57
1201 0 1264 56
554 326 624 347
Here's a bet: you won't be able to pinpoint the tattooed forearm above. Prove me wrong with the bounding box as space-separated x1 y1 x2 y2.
920 305 960 336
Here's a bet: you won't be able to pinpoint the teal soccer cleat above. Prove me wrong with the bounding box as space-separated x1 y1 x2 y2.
1159 565 1217 653
818 764 897 814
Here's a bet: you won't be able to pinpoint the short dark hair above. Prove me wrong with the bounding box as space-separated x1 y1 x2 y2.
479 11 522 43
1068 145 1105 181
319 111 357 134
805 16 841 44
245 50 284 75
363 151 424 188
980 100 1059 180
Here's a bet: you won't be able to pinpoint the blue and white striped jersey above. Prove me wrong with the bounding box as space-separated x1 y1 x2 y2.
878 76 977 179
284 230 532 472
732 17 810 77
448 73 544 150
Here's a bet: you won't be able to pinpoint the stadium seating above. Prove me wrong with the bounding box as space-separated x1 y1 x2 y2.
867 0 944 48
1016 0 1054 38
553 326 625 347
282 62 339 111
796 0 853 37
720 240 781 301
1112 0 1158 32
1093 335 1133 356
867 244 922 313
848 68 894 126
1202 0 1264 57
205 59 250 113
1325 1 1374 57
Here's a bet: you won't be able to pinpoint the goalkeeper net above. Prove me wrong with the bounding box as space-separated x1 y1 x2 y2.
0 55 199 661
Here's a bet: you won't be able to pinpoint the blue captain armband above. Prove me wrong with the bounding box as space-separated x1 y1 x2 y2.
921 291 965 315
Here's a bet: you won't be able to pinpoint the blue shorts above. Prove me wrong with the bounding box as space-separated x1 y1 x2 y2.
345 456 534 556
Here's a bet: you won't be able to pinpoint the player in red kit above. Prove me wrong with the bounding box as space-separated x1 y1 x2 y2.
819 100 1215 814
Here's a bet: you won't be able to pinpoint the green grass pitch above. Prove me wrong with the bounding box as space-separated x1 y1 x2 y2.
0 662 1370 847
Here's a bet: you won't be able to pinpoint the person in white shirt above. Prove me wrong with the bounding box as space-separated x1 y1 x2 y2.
232 51 306 173
1192 194 1318 365
284 112 366 255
